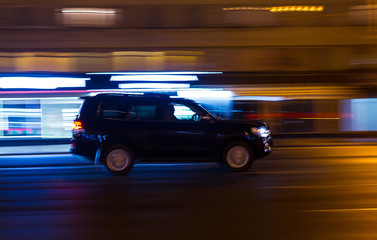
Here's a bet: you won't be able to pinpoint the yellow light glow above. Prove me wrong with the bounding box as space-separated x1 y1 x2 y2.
223 5 324 12
73 120 82 130
299 118 340 120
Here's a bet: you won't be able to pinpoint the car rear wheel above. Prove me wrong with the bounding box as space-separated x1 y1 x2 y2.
102 145 134 175
222 141 254 172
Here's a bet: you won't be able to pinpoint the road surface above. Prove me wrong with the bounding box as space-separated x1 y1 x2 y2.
1 144 377 240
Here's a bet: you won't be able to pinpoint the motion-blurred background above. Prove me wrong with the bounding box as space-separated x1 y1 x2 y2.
0 0 376 139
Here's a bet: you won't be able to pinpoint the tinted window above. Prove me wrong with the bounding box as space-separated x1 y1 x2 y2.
100 100 128 120
99 98 161 120
129 104 158 120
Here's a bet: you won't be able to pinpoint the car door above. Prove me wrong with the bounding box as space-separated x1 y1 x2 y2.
96 97 164 158
158 101 218 160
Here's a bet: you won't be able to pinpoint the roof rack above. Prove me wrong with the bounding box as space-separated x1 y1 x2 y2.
143 93 170 98
81 92 171 99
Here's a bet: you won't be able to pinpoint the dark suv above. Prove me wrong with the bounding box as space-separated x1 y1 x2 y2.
71 93 272 175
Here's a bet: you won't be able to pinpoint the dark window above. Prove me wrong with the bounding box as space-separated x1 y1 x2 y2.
100 100 128 120
129 104 157 120
99 98 161 120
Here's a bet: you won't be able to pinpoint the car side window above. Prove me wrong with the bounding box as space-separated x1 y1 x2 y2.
99 98 162 121
99 100 128 120
129 104 158 120
168 102 203 122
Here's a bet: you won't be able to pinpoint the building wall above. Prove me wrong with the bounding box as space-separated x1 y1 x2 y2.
0 2 376 73
0 1 375 136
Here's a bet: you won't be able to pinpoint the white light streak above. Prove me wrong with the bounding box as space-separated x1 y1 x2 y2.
111 75 198 82
61 109 80 113
88 71 222 75
0 77 89 89
119 83 190 89
62 113 77 118
177 89 233 100
233 96 287 101
62 8 116 14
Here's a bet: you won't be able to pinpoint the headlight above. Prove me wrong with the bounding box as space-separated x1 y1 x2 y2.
251 127 270 138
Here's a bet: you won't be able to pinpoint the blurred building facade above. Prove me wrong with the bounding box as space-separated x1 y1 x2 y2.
0 0 376 137
0 0 376 73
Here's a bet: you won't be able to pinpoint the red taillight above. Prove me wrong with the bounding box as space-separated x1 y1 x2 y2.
73 121 82 130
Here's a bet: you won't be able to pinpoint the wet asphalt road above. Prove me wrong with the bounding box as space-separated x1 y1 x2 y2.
1 144 377 240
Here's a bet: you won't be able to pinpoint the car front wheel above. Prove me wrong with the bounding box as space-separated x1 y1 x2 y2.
222 142 254 172
102 145 134 175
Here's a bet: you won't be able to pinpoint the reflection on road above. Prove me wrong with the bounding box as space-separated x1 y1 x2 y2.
0 144 377 240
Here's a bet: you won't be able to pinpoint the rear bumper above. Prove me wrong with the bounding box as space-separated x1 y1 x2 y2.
70 138 98 161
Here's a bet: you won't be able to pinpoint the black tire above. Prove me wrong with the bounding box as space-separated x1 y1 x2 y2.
222 141 254 172
102 144 134 175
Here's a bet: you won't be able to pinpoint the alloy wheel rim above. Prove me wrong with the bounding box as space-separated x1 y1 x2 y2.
107 149 130 171
226 146 250 168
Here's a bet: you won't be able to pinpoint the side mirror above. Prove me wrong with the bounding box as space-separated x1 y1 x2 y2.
200 115 217 124
201 115 212 121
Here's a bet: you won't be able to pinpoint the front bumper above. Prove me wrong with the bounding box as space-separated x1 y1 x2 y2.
263 137 273 153
251 136 273 159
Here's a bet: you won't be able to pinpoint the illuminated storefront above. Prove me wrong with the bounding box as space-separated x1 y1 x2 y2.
0 72 235 139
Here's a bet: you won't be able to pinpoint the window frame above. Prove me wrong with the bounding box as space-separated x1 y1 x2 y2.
97 98 163 121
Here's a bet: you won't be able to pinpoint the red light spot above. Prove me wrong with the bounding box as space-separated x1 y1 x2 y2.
73 121 82 130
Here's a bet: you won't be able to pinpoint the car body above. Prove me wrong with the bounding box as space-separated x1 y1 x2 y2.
70 93 273 175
